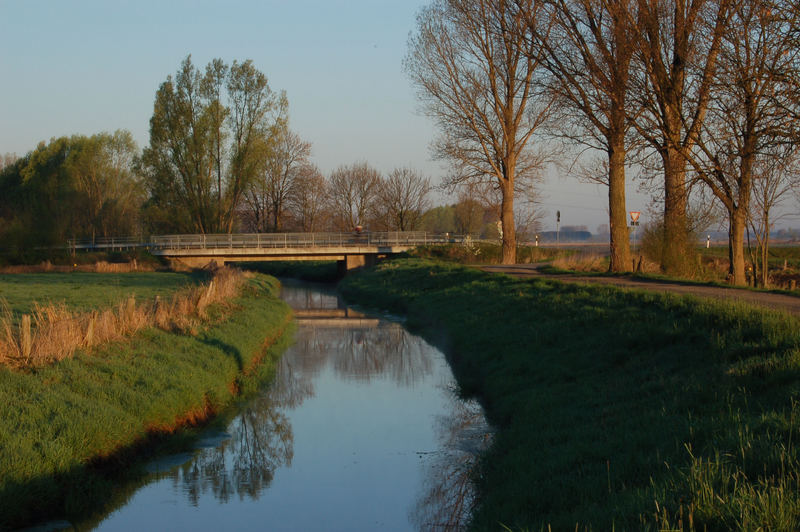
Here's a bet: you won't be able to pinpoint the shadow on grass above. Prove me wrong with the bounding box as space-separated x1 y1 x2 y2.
339 259 800 530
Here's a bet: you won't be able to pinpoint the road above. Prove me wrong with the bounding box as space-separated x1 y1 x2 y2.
479 263 800 316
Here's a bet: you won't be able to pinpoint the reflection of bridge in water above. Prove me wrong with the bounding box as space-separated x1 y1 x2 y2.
292 308 380 327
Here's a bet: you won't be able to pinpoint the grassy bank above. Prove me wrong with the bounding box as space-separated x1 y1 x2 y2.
0 273 293 529
0 271 199 315
339 259 800 530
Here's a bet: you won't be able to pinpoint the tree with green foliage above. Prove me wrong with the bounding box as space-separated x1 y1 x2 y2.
419 205 457 234
141 55 285 233
0 133 141 258
67 130 143 241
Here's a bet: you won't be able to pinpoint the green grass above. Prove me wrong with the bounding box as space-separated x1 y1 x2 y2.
0 273 293 529
701 245 800 270
340 259 800 530
0 272 200 315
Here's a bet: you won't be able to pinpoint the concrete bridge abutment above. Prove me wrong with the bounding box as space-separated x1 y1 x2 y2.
337 254 376 276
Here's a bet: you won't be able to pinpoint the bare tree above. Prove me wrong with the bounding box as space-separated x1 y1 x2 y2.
328 162 381 231
682 0 800 285
263 128 311 231
534 0 638 272
0 153 17 172
632 0 732 273
376 167 432 231
288 164 329 232
749 149 798 287
406 0 552 264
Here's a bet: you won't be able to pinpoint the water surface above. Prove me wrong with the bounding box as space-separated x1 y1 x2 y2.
90 282 490 531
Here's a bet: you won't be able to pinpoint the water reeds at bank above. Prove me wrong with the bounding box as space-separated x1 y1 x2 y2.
0 269 245 369
339 259 800 530
0 273 294 529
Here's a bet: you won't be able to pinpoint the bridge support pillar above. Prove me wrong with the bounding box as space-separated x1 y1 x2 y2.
169 257 222 270
338 254 375 275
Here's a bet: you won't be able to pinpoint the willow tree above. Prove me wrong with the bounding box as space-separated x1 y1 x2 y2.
67 130 142 240
142 55 283 233
406 0 551 264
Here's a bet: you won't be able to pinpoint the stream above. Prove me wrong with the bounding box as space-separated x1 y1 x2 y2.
88 281 490 531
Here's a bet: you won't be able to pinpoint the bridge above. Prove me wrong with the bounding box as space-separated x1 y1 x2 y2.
69 232 459 272
293 308 380 327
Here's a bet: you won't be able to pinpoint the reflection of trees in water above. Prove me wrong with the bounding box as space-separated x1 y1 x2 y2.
160 287 437 507
168 395 294 505
269 351 316 409
283 322 434 386
412 394 492 532
320 323 433 385
282 285 434 385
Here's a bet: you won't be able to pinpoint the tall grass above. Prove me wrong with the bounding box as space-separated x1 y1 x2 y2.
551 253 608 272
0 268 245 369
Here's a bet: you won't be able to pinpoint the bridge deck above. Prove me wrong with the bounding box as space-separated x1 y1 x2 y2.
68 232 459 251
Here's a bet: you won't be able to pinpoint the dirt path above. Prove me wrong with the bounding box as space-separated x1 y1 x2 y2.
479 264 800 316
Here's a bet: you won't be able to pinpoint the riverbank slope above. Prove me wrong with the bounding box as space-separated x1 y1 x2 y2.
0 273 293 529
340 259 800 530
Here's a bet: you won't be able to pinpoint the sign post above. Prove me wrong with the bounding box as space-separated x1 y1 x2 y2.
556 210 561 246
629 211 641 256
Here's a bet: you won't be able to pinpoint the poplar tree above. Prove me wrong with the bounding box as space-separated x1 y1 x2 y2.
142 55 283 233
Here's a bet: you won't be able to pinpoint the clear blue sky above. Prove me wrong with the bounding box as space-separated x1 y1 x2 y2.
0 0 656 232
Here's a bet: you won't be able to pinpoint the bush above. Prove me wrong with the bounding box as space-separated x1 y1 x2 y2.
640 218 700 276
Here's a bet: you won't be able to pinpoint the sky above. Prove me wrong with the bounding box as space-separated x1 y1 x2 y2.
0 0 655 233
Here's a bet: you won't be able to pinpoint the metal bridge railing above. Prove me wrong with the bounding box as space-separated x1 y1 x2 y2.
67 236 147 250
68 232 464 251
148 232 462 250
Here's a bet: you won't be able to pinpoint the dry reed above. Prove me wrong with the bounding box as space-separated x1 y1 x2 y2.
0 260 154 274
0 268 246 369
552 253 608 272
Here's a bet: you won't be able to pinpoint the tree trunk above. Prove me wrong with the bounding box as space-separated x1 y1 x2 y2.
662 145 689 274
761 210 770 287
608 136 631 272
728 208 746 285
272 206 281 232
500 179 516 264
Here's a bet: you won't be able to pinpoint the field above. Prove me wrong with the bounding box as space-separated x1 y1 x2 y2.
0 272 200 315
0 272 294 529
340 259 800 530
